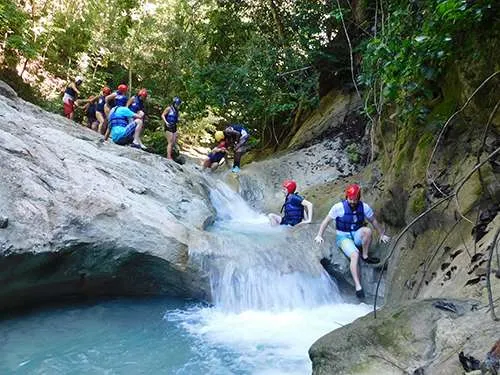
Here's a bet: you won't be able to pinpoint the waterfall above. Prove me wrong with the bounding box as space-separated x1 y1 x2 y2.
193 178 342 312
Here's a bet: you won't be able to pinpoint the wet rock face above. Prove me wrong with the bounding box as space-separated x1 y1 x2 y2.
0 81 214 311
309 299 499 375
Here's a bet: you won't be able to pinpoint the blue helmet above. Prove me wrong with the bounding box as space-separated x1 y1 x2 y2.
173 96 182 106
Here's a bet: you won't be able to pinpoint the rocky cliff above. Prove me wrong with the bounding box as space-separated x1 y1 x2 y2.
0 81 216 311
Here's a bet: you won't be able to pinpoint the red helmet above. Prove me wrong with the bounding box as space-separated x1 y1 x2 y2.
117 84 128 94
282 179 297 194
345 184 361 200
138 88 148 98
102 86 111 95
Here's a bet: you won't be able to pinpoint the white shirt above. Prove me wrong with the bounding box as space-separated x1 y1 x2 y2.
328 201 374 233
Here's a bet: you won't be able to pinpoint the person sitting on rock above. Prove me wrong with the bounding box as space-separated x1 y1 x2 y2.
314 183 390 300
104 105 146 150
202 131 227 170
223 124 249 173
268 179 313 227
62 76 83 120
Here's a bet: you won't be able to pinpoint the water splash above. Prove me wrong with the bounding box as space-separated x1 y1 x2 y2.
193 177 342 312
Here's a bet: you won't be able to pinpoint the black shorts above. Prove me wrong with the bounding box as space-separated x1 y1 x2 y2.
164 123 177 133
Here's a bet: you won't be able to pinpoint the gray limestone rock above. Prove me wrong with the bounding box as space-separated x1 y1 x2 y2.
0 81 216 311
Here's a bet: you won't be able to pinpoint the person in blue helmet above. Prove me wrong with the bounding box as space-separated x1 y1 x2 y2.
268 179 313 227
314 183 390 300
127 88 148 115
162 96 182 160
104 105 146 150
223 124 249 173
105 84 129 118
96 86 111 135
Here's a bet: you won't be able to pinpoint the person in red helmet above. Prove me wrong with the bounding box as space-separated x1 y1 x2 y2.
104 84 129 117
314 183 390 300
268 179 313 227
127 88 147 114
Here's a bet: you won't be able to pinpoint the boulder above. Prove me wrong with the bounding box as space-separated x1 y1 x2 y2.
0 82 215 311
310 299 500 375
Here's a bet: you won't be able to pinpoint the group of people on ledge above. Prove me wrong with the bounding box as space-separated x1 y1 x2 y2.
269 181 390 300
63 77 249 171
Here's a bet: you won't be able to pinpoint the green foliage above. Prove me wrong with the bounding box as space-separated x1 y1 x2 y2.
345 143 361 164
0 0 37 66
359 0 497 125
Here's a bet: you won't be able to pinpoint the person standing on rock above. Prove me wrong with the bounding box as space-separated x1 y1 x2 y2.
223 124 249 173
314 183 390 300
96 86 111 135
268 179 313 227
62 76 83 120
162 96 182 160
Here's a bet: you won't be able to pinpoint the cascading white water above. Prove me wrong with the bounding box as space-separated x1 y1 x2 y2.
198 179 342 312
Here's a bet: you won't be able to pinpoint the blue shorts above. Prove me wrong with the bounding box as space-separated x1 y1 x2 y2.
112 122 137 145
208 152 225 163
336 228 363 257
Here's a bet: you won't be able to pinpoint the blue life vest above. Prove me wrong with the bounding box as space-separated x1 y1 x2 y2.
96 95 106 112
231 124 248 135
281 193 304 226
115 92 128 107
108 107 128 129
336 200 365 232
128 95 144 113
166 107 179 125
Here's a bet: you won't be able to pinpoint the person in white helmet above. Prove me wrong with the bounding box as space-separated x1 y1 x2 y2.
62 76 83 120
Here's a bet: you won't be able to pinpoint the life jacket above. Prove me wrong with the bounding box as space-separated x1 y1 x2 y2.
166 106 179 125
86 103 97 118
335 200 365 232
281 193 304 225
64 86 77 99
96 95 106 112
108 107 129 129
231 124 248 136
128 95 144 113
115 92 128 107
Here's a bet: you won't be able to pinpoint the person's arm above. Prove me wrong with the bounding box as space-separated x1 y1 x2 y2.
314 215 333 243
161 106 170 123
235 134 248 150
301 199 313 224
367 216 390 243
126 97 134 107
71 82 80 95
103 126 111 141
105 93 116 104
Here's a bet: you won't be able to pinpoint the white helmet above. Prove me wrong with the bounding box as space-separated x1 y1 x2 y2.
75 76 84 84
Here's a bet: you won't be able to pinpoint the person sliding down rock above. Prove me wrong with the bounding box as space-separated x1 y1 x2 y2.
268 179 313 227
202 131 227 170
314 184 390 300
